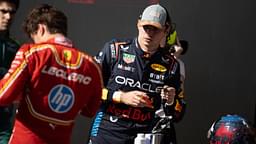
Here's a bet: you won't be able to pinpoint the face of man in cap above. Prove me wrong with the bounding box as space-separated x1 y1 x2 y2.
137 4 169 51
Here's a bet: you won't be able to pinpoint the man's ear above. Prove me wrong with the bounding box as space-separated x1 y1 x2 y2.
37 24 47 36
137 20 141 29
165 24 171 34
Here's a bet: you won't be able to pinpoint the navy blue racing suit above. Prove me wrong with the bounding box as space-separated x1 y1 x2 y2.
89 38 186 144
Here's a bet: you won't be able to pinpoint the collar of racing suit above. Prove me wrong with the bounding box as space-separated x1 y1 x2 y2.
44 36 73 48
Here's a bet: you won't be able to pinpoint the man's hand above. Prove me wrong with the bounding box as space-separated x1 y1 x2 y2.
119 90 153 108
161 85 176 105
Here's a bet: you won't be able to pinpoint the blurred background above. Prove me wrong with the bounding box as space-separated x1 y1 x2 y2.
11 0 256 143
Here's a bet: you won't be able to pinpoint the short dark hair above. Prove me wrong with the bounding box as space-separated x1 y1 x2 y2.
23 4 67 37
0 0 19 10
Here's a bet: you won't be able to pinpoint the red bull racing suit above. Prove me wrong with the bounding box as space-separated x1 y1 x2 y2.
89 38 186 144
0 37 103 144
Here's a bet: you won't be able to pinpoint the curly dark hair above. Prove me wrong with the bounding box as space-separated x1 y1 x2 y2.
23 4 67 37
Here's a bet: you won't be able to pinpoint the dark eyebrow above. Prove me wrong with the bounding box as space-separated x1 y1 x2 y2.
0 9 16 14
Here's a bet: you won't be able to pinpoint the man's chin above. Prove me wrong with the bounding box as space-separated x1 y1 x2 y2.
0 26 9 31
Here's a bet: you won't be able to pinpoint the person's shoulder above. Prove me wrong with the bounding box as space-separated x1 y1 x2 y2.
17 43 35 52
79 50 101 68
19 43 53 53
5 36 20 49
75 48 93 61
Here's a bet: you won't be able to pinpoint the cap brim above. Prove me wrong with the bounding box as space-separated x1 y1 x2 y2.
139 20 163 29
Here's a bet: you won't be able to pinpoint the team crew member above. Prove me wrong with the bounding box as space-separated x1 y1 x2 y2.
160 30 189 143
0 0 20 143
159 9 189 143
0 4 103 144
89 4 186 144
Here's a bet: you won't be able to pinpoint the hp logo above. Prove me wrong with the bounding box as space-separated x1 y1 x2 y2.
48 84 75 113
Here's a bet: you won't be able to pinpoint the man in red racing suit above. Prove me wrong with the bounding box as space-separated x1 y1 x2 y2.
0 4 103 144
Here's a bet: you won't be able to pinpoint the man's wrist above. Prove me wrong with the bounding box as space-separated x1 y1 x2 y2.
113 91 122 103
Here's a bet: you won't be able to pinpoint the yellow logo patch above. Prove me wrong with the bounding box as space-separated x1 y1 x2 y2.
151 64 167 72
63 50 72 61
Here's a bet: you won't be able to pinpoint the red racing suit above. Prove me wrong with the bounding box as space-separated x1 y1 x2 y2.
0 37 103 144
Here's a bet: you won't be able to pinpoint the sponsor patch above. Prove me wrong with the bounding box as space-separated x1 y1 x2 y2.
123 53 135 64
63 50 72 61
117 64 135 72
48 84 74 113
150 64 167 72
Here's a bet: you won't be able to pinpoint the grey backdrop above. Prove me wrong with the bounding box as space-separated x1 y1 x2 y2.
11 0 255 143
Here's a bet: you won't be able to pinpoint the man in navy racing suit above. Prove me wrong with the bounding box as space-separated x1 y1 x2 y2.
89 4 186 144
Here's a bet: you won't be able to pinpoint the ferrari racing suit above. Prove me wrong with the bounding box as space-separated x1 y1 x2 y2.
0 36 103 144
